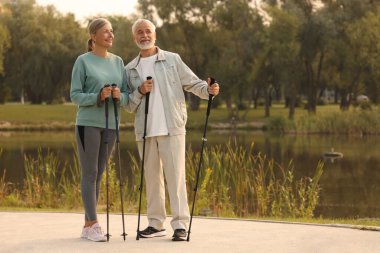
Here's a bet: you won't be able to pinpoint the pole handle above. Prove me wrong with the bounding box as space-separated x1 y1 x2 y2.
145 76 152 115
207 77 215 116
103 84 111 118
111 83 118 102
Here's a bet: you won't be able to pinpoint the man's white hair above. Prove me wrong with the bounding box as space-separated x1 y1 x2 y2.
132 19 156 34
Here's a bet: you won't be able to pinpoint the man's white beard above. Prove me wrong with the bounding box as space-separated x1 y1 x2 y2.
136 40 155 50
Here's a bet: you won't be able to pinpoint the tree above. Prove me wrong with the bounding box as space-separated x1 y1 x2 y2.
212 0 265 116
345 6 380 104
1 0 86 103
0 13 10 75
0 34 11 104
293 1 330 114
265 6 302 119
321 0 379 110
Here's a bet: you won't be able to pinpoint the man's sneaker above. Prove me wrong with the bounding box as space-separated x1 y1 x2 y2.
81 226 90 239
139 226 167 238
172 229 187 241
87 223 107 242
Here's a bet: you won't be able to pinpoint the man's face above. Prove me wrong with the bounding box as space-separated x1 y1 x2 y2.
133 22 156 50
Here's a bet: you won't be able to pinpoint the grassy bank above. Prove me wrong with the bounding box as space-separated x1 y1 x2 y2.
0 103 268 130
1 103 380 134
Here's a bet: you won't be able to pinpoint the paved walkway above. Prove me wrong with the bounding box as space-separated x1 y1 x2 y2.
1 212 379 253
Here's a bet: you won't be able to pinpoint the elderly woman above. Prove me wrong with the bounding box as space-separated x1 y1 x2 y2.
70 18 128 242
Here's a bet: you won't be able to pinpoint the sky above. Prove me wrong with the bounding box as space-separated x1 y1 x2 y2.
35 0 139 22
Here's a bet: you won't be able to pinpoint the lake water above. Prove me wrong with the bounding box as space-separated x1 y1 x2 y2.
1 130 380 219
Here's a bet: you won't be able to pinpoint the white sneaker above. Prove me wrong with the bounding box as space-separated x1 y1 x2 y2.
87 223 107 242
81 226 90 239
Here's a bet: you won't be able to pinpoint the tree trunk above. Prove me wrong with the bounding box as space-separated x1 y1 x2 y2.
307 85 317 114
340 90 350 111
264 86 270 117
252 87 260 109
305 59 317 114
20 88 24 104
334 87 339 104
288 97 296 120
225 97 232 109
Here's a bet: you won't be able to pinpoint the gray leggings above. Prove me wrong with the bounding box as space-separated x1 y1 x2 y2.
75 126 116 221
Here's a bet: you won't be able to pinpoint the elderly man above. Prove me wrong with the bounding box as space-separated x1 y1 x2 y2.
125 19 220 241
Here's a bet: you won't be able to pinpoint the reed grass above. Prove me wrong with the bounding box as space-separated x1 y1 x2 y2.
0 149 23 207
0 142 324 219
267 108 380 135
186 142 324 218
0 170 9 203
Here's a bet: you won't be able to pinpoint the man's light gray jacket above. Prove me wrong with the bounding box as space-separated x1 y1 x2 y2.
124 47 210 141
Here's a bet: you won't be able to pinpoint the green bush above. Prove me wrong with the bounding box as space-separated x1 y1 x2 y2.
267 116 295 133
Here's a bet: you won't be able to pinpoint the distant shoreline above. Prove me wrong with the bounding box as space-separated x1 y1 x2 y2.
0 121 266 131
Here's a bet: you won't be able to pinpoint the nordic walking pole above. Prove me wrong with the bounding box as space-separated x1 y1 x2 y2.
104 84 111 242
187 77 216 242
111 84 127 241
136 76 152 240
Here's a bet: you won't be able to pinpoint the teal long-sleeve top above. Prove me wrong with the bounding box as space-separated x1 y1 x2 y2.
70 52 129 129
